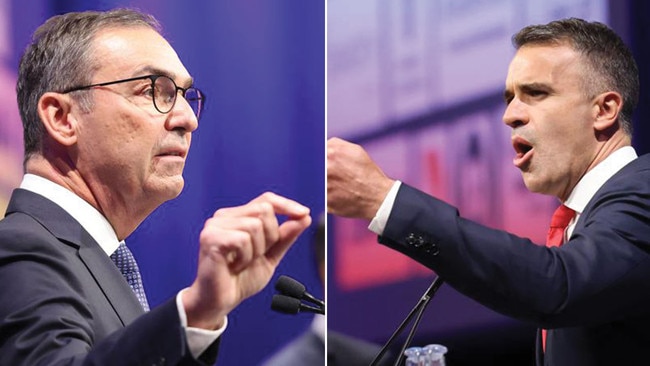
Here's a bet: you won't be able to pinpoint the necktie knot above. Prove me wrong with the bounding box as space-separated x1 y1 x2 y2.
550 204 575 229
110 242 150 312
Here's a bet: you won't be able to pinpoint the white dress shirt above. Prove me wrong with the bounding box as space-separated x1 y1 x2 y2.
369 146 638 240
562 146 637 238
19 174 224 358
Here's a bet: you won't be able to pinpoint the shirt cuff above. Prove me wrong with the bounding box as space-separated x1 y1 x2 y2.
176 288 227 358
368 180 402 235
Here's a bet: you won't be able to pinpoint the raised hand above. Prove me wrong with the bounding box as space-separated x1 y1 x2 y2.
183 192 311 330
327 137 394 220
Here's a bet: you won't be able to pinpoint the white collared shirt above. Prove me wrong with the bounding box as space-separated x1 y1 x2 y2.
562 146 637 238
369 146 638 239
20 174 120 255
19 174 224 358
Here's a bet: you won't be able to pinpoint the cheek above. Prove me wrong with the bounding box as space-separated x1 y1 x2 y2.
82 122 155 170
536 103 588 140
110 111 161 155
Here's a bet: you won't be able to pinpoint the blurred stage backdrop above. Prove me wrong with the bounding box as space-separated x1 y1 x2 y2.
328 0 650 364
0 1 324 365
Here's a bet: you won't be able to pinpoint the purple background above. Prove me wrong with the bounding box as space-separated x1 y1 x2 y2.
328 1 650 364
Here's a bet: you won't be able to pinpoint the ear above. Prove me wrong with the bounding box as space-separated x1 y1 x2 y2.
593 91 623 132
37 92 79 147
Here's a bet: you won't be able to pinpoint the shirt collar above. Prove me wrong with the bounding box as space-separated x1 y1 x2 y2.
19 174 120 256
564 146 637 214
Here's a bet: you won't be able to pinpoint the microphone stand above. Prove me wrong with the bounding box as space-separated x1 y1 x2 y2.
369 276 444 366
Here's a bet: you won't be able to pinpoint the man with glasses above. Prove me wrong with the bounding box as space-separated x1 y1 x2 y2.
0 8 311 365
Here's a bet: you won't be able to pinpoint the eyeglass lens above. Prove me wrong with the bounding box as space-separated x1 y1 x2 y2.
153 76 203 119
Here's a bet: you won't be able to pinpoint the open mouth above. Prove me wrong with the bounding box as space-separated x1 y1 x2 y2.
512 136 533 168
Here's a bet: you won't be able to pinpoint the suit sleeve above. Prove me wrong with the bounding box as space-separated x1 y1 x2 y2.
379 181 650 328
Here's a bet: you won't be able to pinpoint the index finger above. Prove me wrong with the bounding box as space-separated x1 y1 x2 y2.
251 192 310 219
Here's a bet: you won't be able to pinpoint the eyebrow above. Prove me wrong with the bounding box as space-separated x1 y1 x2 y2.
503 82 554 103
131 66 194 88
520 82 553 94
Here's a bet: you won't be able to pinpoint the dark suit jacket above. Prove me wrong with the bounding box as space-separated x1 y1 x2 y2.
379 153 650 365
327 331 389 366
0 189 219 365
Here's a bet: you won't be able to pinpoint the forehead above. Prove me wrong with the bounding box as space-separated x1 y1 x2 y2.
506 44 584 87
90 26 192 83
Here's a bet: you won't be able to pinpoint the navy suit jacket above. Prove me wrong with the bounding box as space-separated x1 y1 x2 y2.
379 153 650 365
327 331 388 366
0 189 219 365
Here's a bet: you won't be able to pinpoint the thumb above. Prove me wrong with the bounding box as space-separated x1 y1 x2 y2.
266 214 312 264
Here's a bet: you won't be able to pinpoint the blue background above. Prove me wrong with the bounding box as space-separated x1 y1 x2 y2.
6 1 324 365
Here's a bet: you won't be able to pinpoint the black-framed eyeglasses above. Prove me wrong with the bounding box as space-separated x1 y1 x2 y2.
61 74 205 120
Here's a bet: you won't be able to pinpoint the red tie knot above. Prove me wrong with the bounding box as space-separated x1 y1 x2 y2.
550 204 575 229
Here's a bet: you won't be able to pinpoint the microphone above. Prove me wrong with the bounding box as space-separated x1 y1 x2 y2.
271 294 325 315
270 275 325 315
275 275 325 308
370 276 444 366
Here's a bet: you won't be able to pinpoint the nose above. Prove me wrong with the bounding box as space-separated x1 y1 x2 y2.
502 97 528 129
166 96 199 133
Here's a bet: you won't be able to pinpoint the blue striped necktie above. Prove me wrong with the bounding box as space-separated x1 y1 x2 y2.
110 241 150 312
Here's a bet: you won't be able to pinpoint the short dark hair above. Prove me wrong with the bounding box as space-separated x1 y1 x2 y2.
16 8 161 164
513 18 639 136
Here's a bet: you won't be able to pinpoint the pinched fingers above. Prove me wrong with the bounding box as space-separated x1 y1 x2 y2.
266 214 312 264
249 192 311 263
202 192 311 271
200 215 267 273
250 192 310 219
188 193 312 328
212 200 280 249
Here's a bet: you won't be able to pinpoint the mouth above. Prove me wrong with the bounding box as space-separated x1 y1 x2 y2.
156 148 187 159
512 136 533 168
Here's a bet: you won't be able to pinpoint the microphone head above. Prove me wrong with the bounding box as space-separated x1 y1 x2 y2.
271 294 301 315
275 275 306 299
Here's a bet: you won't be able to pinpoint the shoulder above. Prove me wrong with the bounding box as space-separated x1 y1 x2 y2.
578 154 650 240
0 188 82 254
0 210 57 251
593 154 650 201
614 153 650 179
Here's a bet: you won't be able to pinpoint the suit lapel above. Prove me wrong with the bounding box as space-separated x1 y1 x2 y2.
78 241 145 325
6 189 145 325
574 154 650 232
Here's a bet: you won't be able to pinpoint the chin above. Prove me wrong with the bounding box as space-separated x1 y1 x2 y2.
522 176 559 198
149 176 185 201
167 178 185 198
521 173 543 194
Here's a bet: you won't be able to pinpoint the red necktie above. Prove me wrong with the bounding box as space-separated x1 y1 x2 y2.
542 204 575 351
